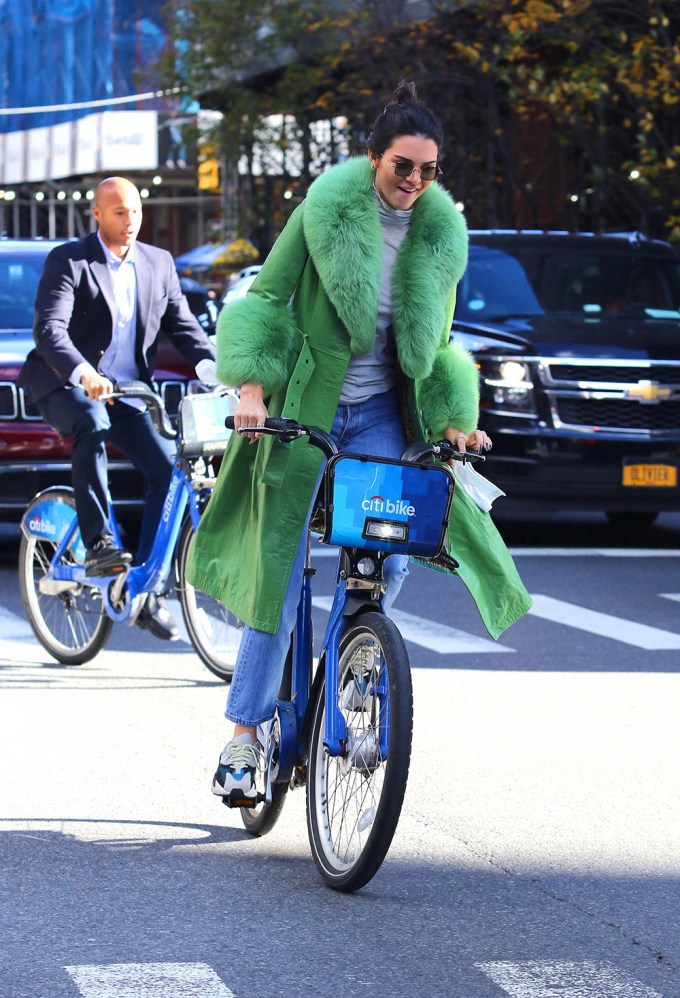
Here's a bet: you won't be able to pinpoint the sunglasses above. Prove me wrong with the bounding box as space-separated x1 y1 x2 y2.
388 158 442 182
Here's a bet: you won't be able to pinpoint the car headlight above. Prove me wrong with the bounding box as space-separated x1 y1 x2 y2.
480 359 537 415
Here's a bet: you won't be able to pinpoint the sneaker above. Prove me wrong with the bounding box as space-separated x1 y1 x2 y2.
211 734 263 803
340 675 370 711
85 537 132 577
135 593 179 642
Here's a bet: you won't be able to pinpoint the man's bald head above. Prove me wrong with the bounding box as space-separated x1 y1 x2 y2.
95 176 141 207
93 177 143 257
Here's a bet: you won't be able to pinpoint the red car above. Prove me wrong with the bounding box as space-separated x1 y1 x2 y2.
0 238 217 522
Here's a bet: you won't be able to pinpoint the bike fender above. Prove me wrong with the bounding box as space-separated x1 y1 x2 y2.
22 493 86 561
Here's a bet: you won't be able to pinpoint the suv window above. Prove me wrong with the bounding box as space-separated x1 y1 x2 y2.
0 253 47 329
457 243 680 328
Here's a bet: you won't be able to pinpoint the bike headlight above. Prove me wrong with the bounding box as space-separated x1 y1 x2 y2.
363 520 409 543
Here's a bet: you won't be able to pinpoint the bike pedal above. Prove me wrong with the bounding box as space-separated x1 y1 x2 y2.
220 791 266 809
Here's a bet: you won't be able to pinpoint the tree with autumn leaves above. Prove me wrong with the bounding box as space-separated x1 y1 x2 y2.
159 0 680 246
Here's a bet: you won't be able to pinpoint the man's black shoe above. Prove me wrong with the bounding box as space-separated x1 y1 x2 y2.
136 593 180 642
85 538 132 577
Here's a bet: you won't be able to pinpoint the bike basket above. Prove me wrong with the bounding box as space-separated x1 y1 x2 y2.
178 391 238 456
322 454 454 557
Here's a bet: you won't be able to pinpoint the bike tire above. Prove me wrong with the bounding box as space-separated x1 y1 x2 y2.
18 490 113 665
240 783 289 836
306 611 413 893
176 517 243 681
240 643 299 836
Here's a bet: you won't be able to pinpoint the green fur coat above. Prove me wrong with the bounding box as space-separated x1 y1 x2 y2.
187 157 531 637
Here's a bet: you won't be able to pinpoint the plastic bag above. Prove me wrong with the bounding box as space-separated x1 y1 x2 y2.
452 460 506 512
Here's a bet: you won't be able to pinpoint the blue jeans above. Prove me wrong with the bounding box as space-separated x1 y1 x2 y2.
225 389 409 727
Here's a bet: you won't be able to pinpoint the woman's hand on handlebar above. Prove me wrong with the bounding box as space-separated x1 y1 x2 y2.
235 383 269 441
444 426 492 461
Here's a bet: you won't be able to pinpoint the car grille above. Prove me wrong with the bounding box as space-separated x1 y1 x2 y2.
549 363 680 385
0 383 18 419
0 379 189 422
555 397 680 432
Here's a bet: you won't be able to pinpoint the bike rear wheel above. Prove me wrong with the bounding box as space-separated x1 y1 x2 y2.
306 611 413 892
176 518 243 681
19 490 113 664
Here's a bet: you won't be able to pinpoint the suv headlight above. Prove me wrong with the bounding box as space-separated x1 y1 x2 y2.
480 359 537 415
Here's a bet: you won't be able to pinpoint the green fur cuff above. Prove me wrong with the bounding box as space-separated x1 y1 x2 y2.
216 295 299 396
418 342 479 437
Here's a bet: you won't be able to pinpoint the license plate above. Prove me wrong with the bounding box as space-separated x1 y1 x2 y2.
622 463 677 487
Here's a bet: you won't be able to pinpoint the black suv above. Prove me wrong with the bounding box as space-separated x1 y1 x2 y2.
453 231 680 525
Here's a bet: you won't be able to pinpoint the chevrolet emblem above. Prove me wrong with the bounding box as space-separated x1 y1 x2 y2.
624 380 672 404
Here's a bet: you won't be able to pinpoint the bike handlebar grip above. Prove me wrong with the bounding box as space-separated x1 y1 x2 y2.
224 416 301 433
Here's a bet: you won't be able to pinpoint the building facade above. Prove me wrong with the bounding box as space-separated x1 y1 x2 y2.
0 0 219 254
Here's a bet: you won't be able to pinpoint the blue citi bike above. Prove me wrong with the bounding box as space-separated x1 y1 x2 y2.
224 415 484 893
18 383 241 681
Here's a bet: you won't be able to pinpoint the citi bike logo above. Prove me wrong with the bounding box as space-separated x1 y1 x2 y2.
29 515 57 536
162 474 181 523
361 494 416 517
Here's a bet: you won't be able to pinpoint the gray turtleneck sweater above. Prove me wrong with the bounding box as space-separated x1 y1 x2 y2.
338 187 412 405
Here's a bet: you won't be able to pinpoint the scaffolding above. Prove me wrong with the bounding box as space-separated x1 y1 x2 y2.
0 0 167 133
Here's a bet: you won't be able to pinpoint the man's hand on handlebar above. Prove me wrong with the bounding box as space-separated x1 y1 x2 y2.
81 371 115 404
235 383 269 441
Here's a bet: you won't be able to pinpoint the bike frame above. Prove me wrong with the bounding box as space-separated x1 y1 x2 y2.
44 459 202 622
266 531 388 803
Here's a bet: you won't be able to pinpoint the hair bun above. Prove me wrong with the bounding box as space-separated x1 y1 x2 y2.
391 80 419 104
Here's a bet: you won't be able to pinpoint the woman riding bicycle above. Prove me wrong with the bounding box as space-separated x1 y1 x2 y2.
187 81 532 799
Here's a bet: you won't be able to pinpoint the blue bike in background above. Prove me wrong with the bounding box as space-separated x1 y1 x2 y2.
225 415 484 892
18 383 240 681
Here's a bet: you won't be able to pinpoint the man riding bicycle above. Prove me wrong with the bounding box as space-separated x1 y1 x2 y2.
18 176 216 641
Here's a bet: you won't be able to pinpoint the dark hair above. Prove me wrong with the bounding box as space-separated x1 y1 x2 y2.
367 81 443 157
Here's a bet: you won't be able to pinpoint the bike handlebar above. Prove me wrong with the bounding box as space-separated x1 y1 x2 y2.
401 439 485 464
100 380 177 439
224 416 485 464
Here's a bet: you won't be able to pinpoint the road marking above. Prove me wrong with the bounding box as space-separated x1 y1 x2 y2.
65 962 235 997
510 548 680 557
529 594 680 649
660 593 680 603
312 596 512 653
313 547 680 559
476 960 661 997
0 605 34 641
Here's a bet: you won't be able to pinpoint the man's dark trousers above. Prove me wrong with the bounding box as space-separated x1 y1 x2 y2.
37 386 175 564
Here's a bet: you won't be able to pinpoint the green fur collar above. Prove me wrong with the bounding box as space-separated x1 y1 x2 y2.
303 157 468 379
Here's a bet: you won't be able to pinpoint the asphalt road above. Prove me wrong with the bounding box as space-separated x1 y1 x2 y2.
0 511 679 998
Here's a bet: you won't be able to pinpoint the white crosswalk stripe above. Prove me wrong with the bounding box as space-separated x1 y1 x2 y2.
476 959 662 997
65 962 235 998
312 595 511 653
64 960 664 998
2 590 680 657
528 593 680 650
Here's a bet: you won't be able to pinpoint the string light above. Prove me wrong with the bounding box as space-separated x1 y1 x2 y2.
0 87 185 116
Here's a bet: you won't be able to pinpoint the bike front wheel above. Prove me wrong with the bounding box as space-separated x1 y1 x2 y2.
306 611 413 893
19 490 113 664
176 518 244 681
